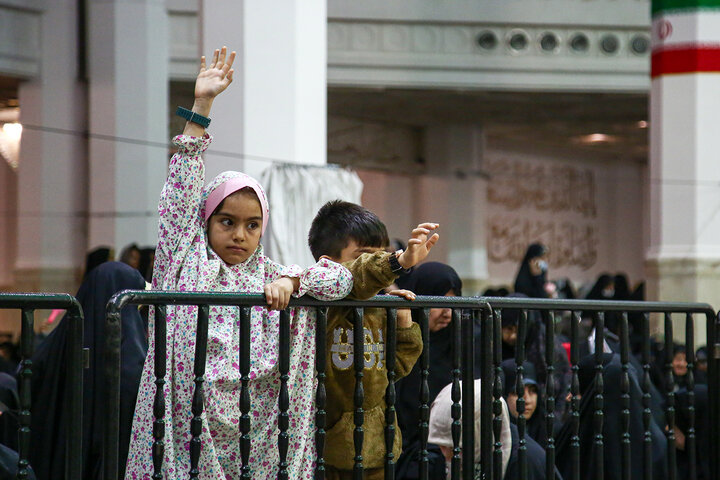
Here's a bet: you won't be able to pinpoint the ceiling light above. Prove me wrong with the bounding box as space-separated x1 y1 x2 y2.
637 120 648 128
575 133 616 144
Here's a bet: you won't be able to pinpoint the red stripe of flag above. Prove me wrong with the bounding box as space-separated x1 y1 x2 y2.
652 47 720 77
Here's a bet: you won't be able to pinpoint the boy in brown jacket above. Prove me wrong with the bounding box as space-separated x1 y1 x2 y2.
308 200 439 479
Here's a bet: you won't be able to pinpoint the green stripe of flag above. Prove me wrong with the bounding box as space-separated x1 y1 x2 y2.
653 0 720 15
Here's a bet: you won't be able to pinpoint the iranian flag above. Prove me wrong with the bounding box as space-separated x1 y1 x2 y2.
652 0 720 77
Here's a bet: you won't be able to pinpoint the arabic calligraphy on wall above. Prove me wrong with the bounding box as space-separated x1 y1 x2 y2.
486 157 597 218
486 157 599 270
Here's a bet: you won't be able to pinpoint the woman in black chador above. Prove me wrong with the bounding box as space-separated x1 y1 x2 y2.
555 353 668 479
514 243 550 299
28 262 147 480
394 262 482 479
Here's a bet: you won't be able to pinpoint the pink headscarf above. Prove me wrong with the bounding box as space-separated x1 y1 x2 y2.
202 171 270 236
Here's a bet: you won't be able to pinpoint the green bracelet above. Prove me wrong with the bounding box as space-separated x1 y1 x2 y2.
176 106 211 129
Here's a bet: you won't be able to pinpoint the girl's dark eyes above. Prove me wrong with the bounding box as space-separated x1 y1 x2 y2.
248 222 259 230
220 218 233 227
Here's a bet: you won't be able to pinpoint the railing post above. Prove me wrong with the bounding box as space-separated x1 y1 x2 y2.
664 312 677 480
593 311 605 480
570 311 581 480
516 309 528 480
239 306 252 479
352 307 365 480
105 301 123 480
17 309 34 480
462 309 476 479
384 307 398 480
492 308 504 480
684 313 696 480
189 305 209 479
544 310 556 480
619 312 631 480
418 308 430 480
477 308 492 480
152 306 167 479
315 307 328 480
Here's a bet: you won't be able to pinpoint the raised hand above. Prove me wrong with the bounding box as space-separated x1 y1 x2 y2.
195 46 235 101
397 222 439 269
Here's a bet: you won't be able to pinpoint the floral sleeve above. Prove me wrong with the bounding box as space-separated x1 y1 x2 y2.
155 134 211 274
264 257 353 301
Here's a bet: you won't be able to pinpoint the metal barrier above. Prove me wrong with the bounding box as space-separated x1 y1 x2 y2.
103 292 720 480
0 293 84 480
483 297 718 480
104 291 491 480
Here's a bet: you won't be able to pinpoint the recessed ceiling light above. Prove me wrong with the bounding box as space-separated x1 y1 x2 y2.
637 120 648 128
575 133 616 144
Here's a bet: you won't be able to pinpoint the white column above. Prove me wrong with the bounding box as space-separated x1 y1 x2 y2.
422 125 488 294
200 1 327 182
86 0 169 251
648 3 720 344
15 0 87 292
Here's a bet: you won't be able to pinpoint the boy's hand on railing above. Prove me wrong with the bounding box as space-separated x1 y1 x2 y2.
264 277 299 311
387 289 416 328
398 223 439 269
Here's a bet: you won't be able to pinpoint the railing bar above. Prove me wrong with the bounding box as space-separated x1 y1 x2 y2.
152 305 168 479
189 304 209 479
664 312 677 480
641 312 653 480
353 307 365 480
593 312 605 480
450 309 462 480
620 312 631 480
685 312 696 480
315 306 328 480
240 307 252 479
478 309 492 480
277 309 291 480
516 309 527 480
17 309 34 480
384 307 398 480
492 308 504 480
570 311 581 480
544 310 556 480
419 308 430 480
463 309 477 479
67 306 84 480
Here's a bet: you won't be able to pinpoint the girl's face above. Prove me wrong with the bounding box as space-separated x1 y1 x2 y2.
428 291 456 332
207 191 263 265
506 384 538 419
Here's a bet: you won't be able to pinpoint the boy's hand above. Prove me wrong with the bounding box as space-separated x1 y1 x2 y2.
398 223 439 269
387 289 416 328
264 277 299 311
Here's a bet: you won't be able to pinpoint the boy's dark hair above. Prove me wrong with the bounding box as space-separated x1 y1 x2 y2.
309 200 389 261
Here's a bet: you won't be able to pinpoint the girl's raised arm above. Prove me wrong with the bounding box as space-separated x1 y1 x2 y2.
155 47 236 267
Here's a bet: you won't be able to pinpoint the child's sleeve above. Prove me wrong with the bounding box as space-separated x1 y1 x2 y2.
394 323 423 379
343 251 397 301
155 134 211 265
265 257 353 301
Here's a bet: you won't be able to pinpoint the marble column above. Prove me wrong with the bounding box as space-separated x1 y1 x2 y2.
648 0 720 345
199 1 328 182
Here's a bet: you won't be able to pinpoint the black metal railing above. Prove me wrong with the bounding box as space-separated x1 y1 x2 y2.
103 291 491 480
101 292 720 480
482 297 718 480
0 293 84 480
